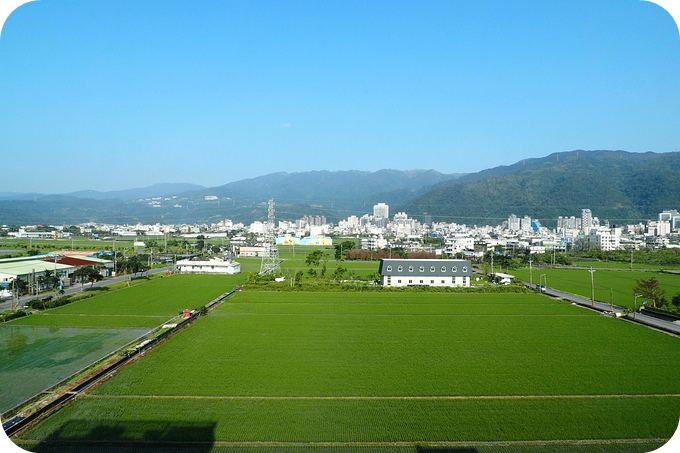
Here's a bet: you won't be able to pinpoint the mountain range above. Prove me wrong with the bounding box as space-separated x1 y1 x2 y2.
0 150 678 226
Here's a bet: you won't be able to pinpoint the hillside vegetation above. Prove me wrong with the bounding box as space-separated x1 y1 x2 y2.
400 150 680 225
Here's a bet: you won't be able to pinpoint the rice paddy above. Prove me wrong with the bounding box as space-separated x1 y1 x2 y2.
13 288 680 452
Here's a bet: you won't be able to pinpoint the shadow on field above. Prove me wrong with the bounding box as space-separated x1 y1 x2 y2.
28 419 216 453
417 448 479 453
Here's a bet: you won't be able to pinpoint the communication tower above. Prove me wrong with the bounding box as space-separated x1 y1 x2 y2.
259 198 281 275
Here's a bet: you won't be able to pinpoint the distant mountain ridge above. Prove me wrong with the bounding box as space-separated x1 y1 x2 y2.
203 169 461 210
1 153 678 226
0 169 459 224
399 150 680 225
66 183 206 201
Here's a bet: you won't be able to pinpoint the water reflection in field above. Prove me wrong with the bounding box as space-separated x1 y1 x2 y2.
0 325 149 413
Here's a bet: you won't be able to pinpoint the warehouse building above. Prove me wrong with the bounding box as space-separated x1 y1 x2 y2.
175 258 241 275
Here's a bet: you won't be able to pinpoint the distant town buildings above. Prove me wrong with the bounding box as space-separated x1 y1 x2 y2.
3 202 679 266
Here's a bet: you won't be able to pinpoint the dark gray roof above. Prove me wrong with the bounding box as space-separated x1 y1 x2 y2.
378 259 472 277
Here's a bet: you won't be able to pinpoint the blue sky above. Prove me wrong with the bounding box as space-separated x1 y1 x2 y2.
1 0 679 194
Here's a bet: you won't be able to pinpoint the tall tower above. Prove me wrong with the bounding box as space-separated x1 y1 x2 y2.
259 198 281 275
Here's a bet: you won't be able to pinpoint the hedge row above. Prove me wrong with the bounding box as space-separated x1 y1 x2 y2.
0 310 28 323
243 280 533 294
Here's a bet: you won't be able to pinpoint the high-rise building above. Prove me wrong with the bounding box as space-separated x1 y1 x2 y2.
659 210 680 230
581 209 593 233
373 203 389 220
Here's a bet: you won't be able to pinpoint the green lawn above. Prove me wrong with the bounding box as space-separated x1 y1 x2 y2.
17 291 680 450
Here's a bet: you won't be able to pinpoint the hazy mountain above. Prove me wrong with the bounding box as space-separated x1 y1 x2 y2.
66 183 206 201
0 192 46 201
202 169 461 211
399 150 680 226
0 170 459 224
2 154 678 226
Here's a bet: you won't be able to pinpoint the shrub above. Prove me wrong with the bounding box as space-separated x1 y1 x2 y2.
0 310 28 323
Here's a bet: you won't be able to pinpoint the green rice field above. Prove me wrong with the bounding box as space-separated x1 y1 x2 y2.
511 268 680 309
0 325 148 413
572 261 680 270
1 274 241 414
15 290 680 452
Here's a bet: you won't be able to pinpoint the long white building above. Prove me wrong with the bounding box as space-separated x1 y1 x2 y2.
175 258 241 275
378 259 472 288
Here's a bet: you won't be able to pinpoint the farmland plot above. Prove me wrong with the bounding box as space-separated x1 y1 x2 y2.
14 291 680 451
1 274 239 414
511 268 680 309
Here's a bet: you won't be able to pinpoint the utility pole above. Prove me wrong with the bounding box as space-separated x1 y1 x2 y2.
528 259 533 289
589 267 596 307
630 249 633 271
490 252 494 279
552 245 556 266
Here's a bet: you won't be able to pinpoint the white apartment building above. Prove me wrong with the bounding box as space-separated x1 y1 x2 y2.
648 221 671 237
248 221 267 235
581 209 593 233
588 227 621 251
659 210 680 230
507 214 520 232
520 216 533 232
373 203 389 220
557 216 580 232
361 236 388 251
444 235 474 255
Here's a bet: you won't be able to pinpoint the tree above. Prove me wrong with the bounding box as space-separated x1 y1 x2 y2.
333 265 347 281
37 269 59 292
672 293 680 311
196 235 205 252
334 241 356 260
73 265 104 289
633 277 666 308
305 250 324 267
125 256 142 276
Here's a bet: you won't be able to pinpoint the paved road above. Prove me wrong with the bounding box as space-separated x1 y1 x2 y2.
627 310 680 335
526 282 680 336
1 266 172 311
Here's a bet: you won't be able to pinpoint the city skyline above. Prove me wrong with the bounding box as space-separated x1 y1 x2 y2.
1 0 679 194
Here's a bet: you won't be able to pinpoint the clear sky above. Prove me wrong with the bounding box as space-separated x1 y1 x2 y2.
1 0 679 194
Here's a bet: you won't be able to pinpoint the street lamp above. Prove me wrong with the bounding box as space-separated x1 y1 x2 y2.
528 259 533 289
539 274 546 292
634 293 639 319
